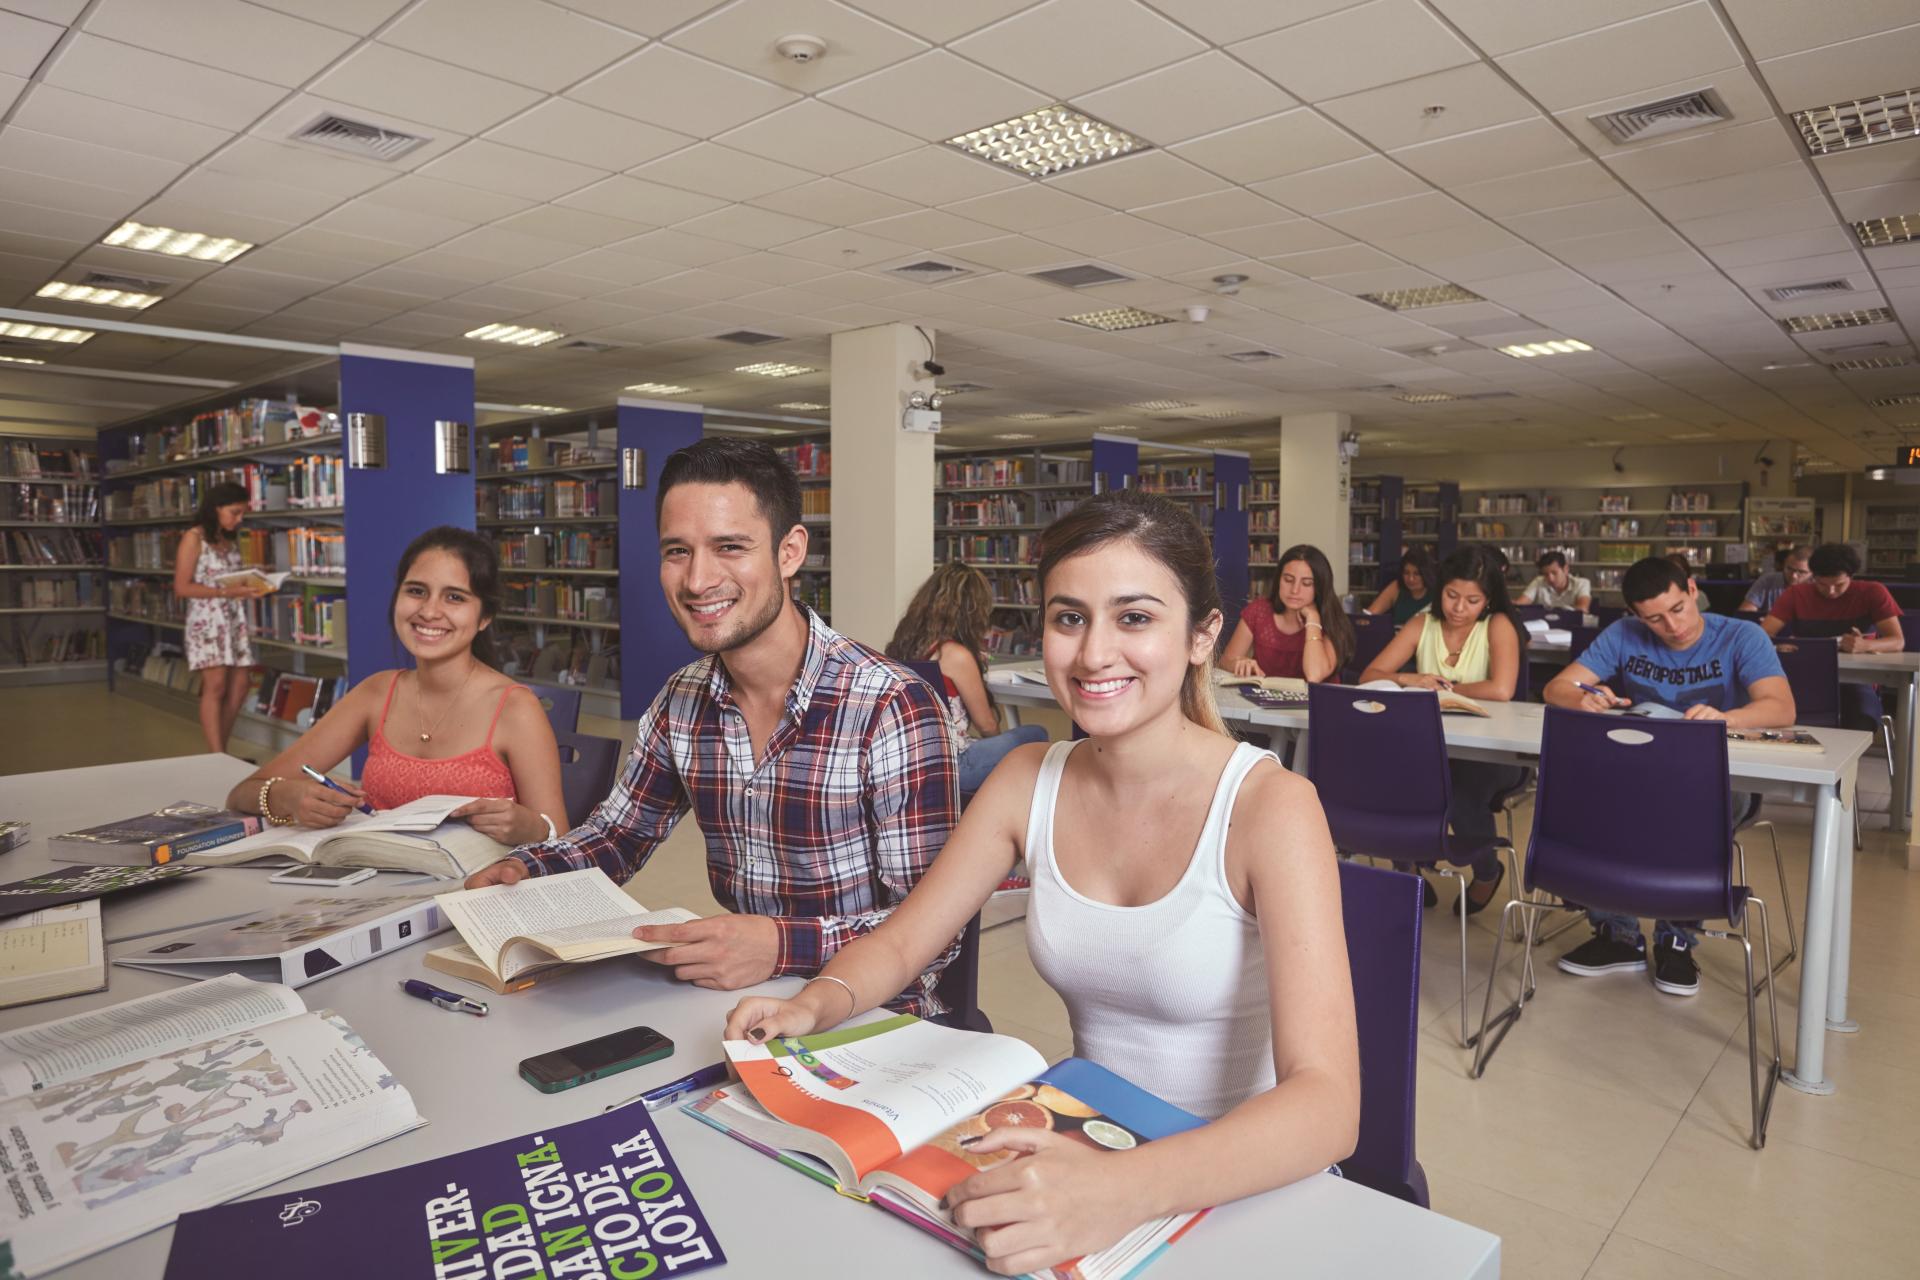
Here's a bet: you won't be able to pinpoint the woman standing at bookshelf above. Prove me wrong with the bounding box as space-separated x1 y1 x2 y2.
175 481 266 753
1219 544 1354 682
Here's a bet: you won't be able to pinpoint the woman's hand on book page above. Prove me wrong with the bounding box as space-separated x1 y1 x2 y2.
947 1127 1148 1277
634 914 779 989
449 797 547 845
463 857 532 889
722 995 820 1044
1228 656 1264 678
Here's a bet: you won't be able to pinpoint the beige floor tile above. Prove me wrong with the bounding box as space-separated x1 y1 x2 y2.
978 939 1070 1035
992 1016 1073 1065
1 683 212 774
1423 1169 1608 1280
1583 1233 1742 1280
1616 1115 1920 1280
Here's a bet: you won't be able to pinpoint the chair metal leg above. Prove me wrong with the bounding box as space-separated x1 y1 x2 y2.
1737 822 1797 974
1435 865 1471 1047
1701 896 1781 1149
1472 896 1559 1075
1878 714 1896 783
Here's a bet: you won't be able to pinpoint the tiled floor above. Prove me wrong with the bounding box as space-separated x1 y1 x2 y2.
20 686 1920 1278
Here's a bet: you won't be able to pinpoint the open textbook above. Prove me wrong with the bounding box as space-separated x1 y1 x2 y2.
1354 679 1491 717
686 1016 1207 1280
0 974 421 1275
184 794 509 878
214 568 290 592
0 900 104 1011
434 868 699 987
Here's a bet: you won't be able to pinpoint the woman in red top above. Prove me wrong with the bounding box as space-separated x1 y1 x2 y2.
1219 544 1354 682
226 527 566 844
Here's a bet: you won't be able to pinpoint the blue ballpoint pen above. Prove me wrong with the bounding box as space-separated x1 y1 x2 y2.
400 979 488 1016
605 1061 731 1113
300 763 375 814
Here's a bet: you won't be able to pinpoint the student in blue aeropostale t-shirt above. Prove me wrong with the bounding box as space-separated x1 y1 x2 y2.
1542 556 1795 999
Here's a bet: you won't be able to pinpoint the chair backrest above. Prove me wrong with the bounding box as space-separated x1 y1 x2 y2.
531 686 581 736
1306 682 1451 863
1344 614 1399 682
1903 611 1920 652
1773 638 1841 727
1589 605 1626 627
555 729 622 828
1527 706 1739 922
934 912 992 1033
901 659 946 698
1515 604 1549 622
1510 636 1532 701
1566 624 1603 665
1336 860 1429 1208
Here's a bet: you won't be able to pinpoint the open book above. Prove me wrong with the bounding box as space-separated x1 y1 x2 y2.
434 867 699 987
0 900 104 1010
0 974 421 1275
215 568 290 592
685 1016 1207 1280
184 793 509 878
1355 678 1491 717
1214 672 1309 707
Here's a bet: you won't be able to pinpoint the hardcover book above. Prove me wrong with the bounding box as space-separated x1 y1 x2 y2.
49 802 262 866
0 862 204 920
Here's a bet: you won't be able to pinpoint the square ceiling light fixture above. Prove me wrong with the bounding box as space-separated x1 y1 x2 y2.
1779 307 1895 333
1852 214 1919 247
516 404 567 413
1395 391 1458 403
993 432 1037 440
1791 86 1918 154
1827 354 1916 371
1499 339 1592 358
777 401 827 410
1359 284 1485 311
735 362 815 378
465 323 565 346
0 355 46 365
0 322 93 344
35 280 162 310
1063 307 1174 332
1870 394 1920 406
1130 399 1195 412
101 220 252 263
947 106 1145 178
624 382 690 395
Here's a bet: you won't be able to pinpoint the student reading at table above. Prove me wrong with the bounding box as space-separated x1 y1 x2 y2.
724 488 1358 1277
465 439 960 1014
1543 555 1794 997
1358 545 1526 915
1363 548 1434 623
1738 545 1811 616
1761 542 1903 728
1219 543 1354 682
1518 550 1592 611
226 527 566 844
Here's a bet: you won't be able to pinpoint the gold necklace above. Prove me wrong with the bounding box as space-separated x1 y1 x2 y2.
414 662 476 743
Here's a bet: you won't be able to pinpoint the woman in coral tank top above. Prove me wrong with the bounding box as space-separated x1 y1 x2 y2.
226 527 566 845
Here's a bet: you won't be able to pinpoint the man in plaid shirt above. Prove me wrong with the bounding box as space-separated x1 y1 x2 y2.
465 439 961 1016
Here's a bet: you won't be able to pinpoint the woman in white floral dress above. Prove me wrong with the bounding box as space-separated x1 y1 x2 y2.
173 481 268 752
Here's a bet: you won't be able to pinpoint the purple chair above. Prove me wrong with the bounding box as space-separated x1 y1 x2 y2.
1566 624 1603 665
1773 638 1840 728
531 685 582 736
554 729 621 829
1305 682 1509 1045
1343 614 1398 683
1471 707 1781 1148
1336 860 1429 1208
1590 605 1627 627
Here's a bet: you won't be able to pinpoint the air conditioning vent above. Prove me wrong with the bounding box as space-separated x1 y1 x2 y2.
713 330 785 345
1029 263 1131 288
884 259 973 284
76 270 171 293
1765 278 1855 302
1222 349 1283 363
1588 87 1731 145
290 113 430 162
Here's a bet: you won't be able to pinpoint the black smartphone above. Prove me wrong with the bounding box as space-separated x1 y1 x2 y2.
518 1026 673 1094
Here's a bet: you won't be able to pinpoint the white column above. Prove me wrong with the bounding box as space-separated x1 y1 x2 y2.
829 323 936 648
1280 411 1352 595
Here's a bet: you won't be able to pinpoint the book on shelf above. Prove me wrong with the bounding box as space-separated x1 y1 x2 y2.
1 527 102 567
1 441 94 481
685 1015 1207 1280
182 794 512 878
777 440 830 478
0 862 205 920
0 974 420 1275
50 801 263 866
164 1100 725 1280
0 479 97 523
0 900 105 1010
115 889 445 987
434 867 698 987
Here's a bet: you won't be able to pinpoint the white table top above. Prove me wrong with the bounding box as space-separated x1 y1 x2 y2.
1521 633 1920 681
0 755 1501 1280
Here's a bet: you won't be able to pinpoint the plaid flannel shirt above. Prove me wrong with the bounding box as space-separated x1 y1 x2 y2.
511 608 961 1015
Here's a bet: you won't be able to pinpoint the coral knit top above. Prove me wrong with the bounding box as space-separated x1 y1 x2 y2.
361 672 518 811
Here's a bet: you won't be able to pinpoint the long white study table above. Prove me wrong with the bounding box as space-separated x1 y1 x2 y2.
0 755 1502 1280
989 664 1870 1097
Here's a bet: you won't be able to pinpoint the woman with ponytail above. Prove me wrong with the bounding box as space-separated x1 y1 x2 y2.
722 489 1359 1277
176 480 271 752
227 526 565 844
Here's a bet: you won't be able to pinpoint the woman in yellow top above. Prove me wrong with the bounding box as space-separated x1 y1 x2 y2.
1359 545 1525 914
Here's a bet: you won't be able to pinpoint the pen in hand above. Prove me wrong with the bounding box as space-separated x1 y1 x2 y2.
300 763 374 815
1572 680 1626 707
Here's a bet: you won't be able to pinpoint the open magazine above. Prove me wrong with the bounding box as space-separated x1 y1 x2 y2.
0 974 421 1274
434 867 698 986
684 1016 1207 1280
184 794 510 878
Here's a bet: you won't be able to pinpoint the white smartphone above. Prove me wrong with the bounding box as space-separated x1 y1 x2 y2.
268 865 377 888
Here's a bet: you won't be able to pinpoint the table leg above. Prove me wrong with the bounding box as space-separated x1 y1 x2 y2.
1827 781 1858 1034
1898 676 1916 833
1287 728 1310 777
1783 781 1843 1095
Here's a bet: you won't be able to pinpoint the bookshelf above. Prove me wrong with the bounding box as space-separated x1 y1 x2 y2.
1249 466 1279 602
1746 497 1815 566
774 432 830 624
1864 503 1920 576
0 435 105 684
1347 475 1401 603
1457 480 1749 596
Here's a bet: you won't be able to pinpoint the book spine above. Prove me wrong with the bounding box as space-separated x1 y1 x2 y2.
152 819 263 864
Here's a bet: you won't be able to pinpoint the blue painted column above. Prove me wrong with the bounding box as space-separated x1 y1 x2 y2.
617 398 702 716
1211 449 1251 622
1090 433 1138 495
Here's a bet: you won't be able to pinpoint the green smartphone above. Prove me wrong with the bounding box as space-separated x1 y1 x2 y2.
518 1025 674 1094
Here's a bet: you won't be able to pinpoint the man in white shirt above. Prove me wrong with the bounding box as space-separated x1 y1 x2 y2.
1519 551 1592 611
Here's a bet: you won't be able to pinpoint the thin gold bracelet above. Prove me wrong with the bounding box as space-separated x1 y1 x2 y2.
809 974 857 1023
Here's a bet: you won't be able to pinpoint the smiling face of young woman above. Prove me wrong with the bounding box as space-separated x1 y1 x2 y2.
392 547 489 663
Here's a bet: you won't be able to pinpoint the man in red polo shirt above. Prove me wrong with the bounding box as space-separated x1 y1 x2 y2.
1762 542 1904 725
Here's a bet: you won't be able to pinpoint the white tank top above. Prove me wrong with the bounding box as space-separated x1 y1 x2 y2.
1024 739 1278 1119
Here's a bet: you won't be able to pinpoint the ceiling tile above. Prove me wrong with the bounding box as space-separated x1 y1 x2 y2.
542 0 730 37
568 44 799 138
0 73 26 119
0 9 59 78
1813 147 1920 194
362 172 536 223
1500 195 1662 243
855 208 1009 250
205 137 394 197
945 183 1109 232
1601 119 1803 194
610 227 749 268
1498 2 1741 113
245 0 408 34
556 175 730 224
1075 52 1297 147
1672 196 1835 246
1134 188 1295 234
85 0 356 86
704 253 838 285
266 226 415 268
42 34 283 130
1249 155 1432 215
310 43 544 134
1208 218 1352 257
1642 161 1822 223
434 226 587 272
382 0 643 91
1698 227 1860 270
1755 21 1920 112
676 204 831 249
495 205 653 248
774 226 921 268
714 100 919 175
751 178 920 225
1030 213 1185 256
1231 0 1474 103
1320 63 1538 152
0 0 84 20
1720 0 1916 61
1453 161 1628 217
1137 0 1368 44
160 169 345 223
418 139 607 201
835 0 1035 44
1832 181 1920 224
951 233 1102 272
821 50 1049 143
486 98 693 171
1428 0 1687 58
1265 243 1402 277
668 0 927 92
950 0 1206 100
1391 117 1582 187
631 143 815 202
1171 110 1369 184
1046 150 1231 210
0 125 184 195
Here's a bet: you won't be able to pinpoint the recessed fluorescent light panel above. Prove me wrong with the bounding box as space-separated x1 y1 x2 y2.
1359 284 1485 311
101 220 252 263
1499 339 1592 358
624 382 690 395
1853 214 1919 248
36 281 161 310
1189 410 1249 420
0 322 93 344
1780 308 1895 333
1827 355 1917 371
1008 412 1061 421
1062 307 1174 332
776 401 827 410
947 106 1143 178
936 383 988 395
465 323 564 346
1790 86 1918 155
1395 391 1458 403
0 355 46 365
993 432 1037 440
517 404 567 413
1870 394 1920 406
735 362 815 378
1608 412 1662 422
1129 399 1195 412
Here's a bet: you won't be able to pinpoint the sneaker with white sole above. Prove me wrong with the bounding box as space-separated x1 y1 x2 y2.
1650 936 1700 996
1557 930 1647 977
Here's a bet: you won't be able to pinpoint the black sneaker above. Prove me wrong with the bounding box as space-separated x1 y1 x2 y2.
1651 936 1700 997
1557 930 1647 977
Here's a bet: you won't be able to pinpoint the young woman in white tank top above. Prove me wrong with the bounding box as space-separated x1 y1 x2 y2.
725 490 1359 1278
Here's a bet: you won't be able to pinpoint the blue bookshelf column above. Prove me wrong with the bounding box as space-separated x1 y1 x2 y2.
617 398 701 716
1090 433 1138 495
1211 450 1251 622
338 347 476 689
1377 475 1406 592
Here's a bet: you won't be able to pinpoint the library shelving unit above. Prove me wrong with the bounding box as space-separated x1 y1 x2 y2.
1347 476 1400 604
0 435 105 685
96 347 478 753
1746 497 1815 565
1136 445 1252 624
1457 480 1749 597
1249 466 1279 602
773 431 830 624
1864 503 1920 577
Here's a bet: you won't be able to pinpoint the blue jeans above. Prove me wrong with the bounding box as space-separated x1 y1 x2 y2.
1588 912 1698 948
958 725 1049 794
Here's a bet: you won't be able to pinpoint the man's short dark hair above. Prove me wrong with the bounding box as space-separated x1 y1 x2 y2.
1621 555 1691 606
1809 543 1860 578
1536 550 1568 571
656 437 803 543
